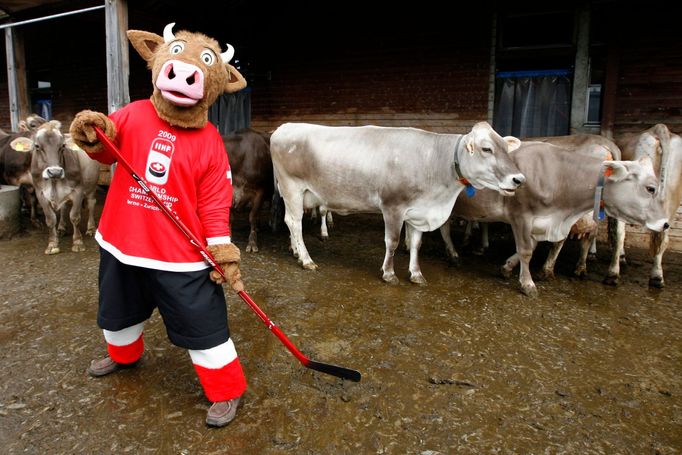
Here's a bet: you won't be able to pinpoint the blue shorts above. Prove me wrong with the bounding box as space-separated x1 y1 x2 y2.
97 248 230 350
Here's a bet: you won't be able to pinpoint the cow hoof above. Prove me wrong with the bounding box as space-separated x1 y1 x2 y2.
301 261 318 271
574 268 587 279
602 274 620 286
447 255 460 267
587 253 597 262
72 242 86 252
649 276 665 289
86 228 96 236
410 274 427 286
537 270 555 281
318 235 329 242
472 247 485 256
382 273 399 285
246 244 259 253
500 266 513 279
45 246 60 255
521 284 538 298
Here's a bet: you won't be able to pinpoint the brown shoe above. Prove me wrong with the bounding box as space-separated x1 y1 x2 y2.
206 397 241 427
87 356 136 377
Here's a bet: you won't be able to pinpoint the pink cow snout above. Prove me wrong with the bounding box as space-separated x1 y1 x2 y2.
155 60 205 106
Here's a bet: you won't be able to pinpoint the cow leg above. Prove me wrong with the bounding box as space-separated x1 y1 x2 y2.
512 227 538 297
500 253 520 279
574 231 596 278
58 205 69 236
472 222 488 256
406 224 426 285
319 208 332 240
70 197 86 252
37 195 60 255
604 219 625 285
85 192 97 236
649 230 669 288
439 220 460 265
587 235 598 262
539 239 565 281
246 190 265 253
380 210 403 284
283 192 316 270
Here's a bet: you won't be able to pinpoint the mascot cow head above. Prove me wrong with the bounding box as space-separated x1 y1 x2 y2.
127 22 247 129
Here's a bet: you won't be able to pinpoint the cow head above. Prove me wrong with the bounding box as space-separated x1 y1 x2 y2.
458 122 525 195
18 114 47 132
10 121 80 181
127 23 246 129
602 156 669 232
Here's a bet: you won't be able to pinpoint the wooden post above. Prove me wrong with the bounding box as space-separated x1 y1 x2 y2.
4 27 29 131
600 29 620 140
570 4 591 135
105 0 129 114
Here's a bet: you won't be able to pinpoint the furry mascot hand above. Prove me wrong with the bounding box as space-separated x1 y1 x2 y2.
206 243 244 292
69 110 117 154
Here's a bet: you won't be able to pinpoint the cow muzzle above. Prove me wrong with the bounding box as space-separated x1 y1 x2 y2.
646 218 670 232
156 60 205 106
42 166 65 179
498 173 526 196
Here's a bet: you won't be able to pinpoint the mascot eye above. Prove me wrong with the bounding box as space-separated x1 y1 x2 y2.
200 50 216 66
170 42 185 55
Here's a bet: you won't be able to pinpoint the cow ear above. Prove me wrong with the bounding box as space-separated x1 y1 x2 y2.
10 137 34 153
503 136 521 152
224 64 247 93
603 161 629 182
127 30 164 62
64 134 83 152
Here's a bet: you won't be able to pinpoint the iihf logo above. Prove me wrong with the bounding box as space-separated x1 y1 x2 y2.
145 138 175 185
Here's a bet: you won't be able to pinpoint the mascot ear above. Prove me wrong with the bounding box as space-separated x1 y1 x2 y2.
224 64 247 93
127 30 164 62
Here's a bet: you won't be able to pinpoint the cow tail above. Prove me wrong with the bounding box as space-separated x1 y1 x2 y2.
269 172 284 233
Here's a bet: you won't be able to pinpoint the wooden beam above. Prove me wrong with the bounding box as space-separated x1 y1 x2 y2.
105 0 129 114
570 4 591 134
4 26 29 131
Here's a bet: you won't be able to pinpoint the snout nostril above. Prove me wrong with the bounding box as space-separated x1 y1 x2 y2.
513 177 524 185
664 222 670 230
168 67 176 79
186 73 196 85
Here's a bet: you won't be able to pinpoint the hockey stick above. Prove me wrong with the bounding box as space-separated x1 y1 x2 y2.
93 127 361 382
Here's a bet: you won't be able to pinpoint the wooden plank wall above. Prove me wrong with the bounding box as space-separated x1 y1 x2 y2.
250 35 491 134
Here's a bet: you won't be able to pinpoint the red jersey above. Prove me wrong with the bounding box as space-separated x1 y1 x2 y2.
91 100 233 272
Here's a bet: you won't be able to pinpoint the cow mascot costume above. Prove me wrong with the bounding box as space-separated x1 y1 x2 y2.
70 23 248 427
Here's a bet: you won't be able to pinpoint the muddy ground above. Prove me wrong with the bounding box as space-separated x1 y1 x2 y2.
1 197 681 454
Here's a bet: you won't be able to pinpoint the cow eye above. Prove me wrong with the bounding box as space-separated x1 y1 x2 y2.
646 185 656 195
482 147 493 153
200 50 216 66
170 41 184 55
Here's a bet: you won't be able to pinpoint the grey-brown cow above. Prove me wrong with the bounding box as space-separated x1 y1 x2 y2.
444 140 669 297
608 124 682 287
10 121 100 254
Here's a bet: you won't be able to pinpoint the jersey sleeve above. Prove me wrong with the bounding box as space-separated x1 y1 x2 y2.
197 133 233 245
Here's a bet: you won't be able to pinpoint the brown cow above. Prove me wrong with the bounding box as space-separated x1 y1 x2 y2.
10 121 99 254
0 115 48 225
222 128 273 252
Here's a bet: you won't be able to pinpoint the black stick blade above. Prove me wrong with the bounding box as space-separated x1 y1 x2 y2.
305 360 362 382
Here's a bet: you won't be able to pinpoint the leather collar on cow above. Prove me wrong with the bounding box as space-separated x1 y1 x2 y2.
453 135 476 197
